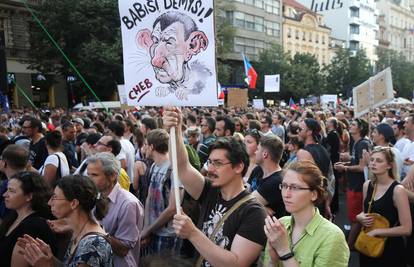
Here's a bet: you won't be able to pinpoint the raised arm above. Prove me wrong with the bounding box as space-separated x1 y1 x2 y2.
163 107 205 200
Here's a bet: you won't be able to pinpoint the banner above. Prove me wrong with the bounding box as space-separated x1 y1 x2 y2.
264 74 280 92
253 99 264 109
119 0 218 107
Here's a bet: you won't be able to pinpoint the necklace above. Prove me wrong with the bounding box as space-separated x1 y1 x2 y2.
71 219 89 246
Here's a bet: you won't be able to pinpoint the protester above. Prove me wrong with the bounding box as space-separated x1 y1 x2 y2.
0 171 56 267
264 161 349 267
243 129 262 184
23 117 48 170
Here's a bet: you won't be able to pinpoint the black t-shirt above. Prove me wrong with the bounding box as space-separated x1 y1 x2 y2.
197 180 267 267
348 138 371 192
247 165 264 192
322 130 340 164
0 213 57 267
303 144 331 177
29 137 48 170
256 170 286 218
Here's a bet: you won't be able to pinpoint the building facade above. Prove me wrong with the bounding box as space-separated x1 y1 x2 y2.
282 0 332 65
297 0 379 64
376 0 414 61
0 0 67 109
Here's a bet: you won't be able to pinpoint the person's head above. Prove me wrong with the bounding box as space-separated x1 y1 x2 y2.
244 129 262 158
136 11 208 84
186 114 197 127
298 119 321 143
146 129 169 157
233 117 244 133
0 145 29 176
349 118 369 137
94 135 113 153
248 120 262 131
186 127 200 147
132 127 145 149
404 114 414 136
368 146 398 182
84 133 102 155
108 120 125 138
326 117 338 131
45 130 63 151
3 171 51 216
201 117 215 135
272 112 285 126
49 175 108 221
215 116 235 137
373 123 396 145
124 119 135 134
22 117 42 138
287 135 303 153
281 161 326 213
140 117 157 136
393 120 405 138
87 152 121 195
62 122 76 141
106 139 122 157
255 136 284 166
260 116 272 132
207 137 249 187
72 118 84 133
371 115 380 126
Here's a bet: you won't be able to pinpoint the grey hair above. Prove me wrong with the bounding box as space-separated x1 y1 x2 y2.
87 152 121 178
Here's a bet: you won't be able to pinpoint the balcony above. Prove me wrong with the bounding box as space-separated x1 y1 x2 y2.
349 17 360 25
349 33 363 42
350 0 360 8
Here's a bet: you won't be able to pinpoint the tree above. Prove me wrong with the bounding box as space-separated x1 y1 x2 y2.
324 47 371 96
376 48 414 98
28 0 122 101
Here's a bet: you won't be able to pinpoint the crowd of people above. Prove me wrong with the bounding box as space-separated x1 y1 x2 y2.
0 104 413 266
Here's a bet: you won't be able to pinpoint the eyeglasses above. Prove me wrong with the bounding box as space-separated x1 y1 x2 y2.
207 159 232 169
50 195 67 201
279 183 311 192
201 124 208 127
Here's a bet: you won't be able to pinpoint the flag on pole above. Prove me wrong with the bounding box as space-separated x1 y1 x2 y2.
289 97 298 110
242 54 257 89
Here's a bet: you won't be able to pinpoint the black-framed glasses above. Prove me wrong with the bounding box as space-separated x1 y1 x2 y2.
207 159 232 168
49 194 67 202
279 183 311 192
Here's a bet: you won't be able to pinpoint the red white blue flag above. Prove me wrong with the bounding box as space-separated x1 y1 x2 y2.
242 54 257 89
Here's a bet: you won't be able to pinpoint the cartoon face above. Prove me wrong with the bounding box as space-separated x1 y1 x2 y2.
136 13 208 85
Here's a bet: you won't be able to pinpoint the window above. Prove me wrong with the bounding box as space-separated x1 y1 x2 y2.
350 7 359 18
302 31 306 40
233 12 265 33
295 30 299 39
234 37 267 56
309 32 312 42
350 24 360 34
322 35 325 44
349 40 359 50
266 21 280 37
265 0 280 15
315 34 319 43
287 28 292 38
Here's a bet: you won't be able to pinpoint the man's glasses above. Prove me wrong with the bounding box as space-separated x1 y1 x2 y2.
279 183 311 192
50 194 67 201
207 159 232 169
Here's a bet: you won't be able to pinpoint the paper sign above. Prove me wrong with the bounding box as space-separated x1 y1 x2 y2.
264 74 280 92
119 0 218 107
253 99 264 109
117 85 128 105
353 68 393 118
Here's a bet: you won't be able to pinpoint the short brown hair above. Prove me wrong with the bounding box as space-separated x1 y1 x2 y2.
284 160 327 205
260 136 283 164
147 129 169 154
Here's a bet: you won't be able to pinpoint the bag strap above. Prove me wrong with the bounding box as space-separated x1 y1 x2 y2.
367 182 377 214
67 231 111 264
195 193 255 267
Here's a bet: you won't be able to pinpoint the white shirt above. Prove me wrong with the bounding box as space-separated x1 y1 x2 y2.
401 140 414 177
120 138 136 182
39 152 70 177
395 137 411 153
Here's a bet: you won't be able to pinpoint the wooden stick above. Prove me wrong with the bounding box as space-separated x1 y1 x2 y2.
169 127 182 215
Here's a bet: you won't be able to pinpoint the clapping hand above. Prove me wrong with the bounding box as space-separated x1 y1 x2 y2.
17 234 54 267
264 216 290 256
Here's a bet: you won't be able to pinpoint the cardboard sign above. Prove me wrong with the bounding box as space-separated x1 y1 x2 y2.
353 68 393 118
119 0 218 106
227 88 248 107
264 74 280 92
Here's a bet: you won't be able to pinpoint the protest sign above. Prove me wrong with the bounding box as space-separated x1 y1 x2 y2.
253 99 264 109
117 85 128 105
119 0 218 107
264 74 280 92
227 88 248 107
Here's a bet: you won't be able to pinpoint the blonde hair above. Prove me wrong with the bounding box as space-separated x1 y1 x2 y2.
368 146 399 183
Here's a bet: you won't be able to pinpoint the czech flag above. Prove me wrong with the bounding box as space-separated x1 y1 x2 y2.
242 54 257 89
289 97 298 110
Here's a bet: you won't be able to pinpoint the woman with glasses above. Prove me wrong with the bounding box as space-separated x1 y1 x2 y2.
0 171 56 267
263 161 349 266
19 175 113 267
356 147 411 267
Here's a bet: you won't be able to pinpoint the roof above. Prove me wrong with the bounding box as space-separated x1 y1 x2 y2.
283 0 317 15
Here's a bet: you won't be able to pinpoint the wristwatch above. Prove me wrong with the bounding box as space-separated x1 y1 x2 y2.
279 251 295 261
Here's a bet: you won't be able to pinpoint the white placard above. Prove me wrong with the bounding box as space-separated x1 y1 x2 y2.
119 0 218 107
253 99 264 109
117 85 128 105
264 74 280 92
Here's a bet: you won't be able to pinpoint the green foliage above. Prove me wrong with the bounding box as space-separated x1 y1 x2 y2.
323 47 372 96
376 48 414 98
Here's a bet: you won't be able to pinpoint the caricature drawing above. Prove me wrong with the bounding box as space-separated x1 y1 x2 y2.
136 11 212 100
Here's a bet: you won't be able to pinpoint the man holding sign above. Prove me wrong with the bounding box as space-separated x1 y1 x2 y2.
163 107 267 267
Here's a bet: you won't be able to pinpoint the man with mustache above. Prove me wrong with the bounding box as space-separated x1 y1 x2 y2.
163 107 267 267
